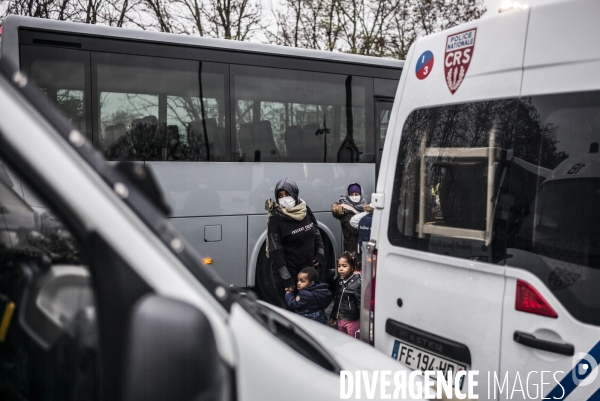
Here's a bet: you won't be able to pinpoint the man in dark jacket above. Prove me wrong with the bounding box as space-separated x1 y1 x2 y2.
266 178 326 307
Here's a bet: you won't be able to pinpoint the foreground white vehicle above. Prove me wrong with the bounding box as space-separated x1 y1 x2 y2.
366 0 600 399
0 59 421 400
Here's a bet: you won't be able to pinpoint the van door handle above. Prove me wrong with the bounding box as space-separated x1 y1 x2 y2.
513 331 574 356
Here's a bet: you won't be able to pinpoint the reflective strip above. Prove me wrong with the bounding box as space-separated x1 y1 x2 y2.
0 302 15 342
589 387 600 401
546 341 600 400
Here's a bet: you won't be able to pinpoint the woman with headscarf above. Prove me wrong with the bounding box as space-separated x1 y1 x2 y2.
332 182 367 253
266 178 326 306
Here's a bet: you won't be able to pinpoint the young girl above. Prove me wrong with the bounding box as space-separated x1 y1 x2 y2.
329 251 361 337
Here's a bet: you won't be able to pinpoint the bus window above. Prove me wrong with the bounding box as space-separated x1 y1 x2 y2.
21 46 90 135
377 100 393 149
93 53 227 161
232 65 372 163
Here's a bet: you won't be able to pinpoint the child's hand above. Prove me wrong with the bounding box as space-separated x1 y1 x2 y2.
285 287 294 293
328 319 337 327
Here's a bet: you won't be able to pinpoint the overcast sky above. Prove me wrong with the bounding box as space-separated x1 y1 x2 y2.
485 0 564 14
1 0 558 38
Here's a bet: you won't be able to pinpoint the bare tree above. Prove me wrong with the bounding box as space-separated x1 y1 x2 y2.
82 0 103 23
135 0 176 31
174 0 206 35
269 0 340 50
99 0 141 27
270 0 484 58
388 0 485 59
3 0 484 60
335 0 399 56
274 0 302 47
204 0 262 40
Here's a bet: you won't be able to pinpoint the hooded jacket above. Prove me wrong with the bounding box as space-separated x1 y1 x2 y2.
330 273 361 321
285 282 333 314
332 183 367 253
267 179 326 284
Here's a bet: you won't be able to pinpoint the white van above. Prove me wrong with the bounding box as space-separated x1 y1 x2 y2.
0 59 421 400
366 0 600 399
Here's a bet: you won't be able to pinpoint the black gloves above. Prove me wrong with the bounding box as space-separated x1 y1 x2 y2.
283 277 295 288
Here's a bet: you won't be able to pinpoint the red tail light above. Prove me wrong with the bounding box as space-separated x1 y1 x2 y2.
369 250 377 345
370 276 376 309
515 280 557 318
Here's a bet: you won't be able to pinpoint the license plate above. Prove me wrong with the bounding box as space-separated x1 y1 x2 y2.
391 340 468 390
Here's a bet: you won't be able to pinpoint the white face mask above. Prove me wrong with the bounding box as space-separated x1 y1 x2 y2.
349 195 361 203
278 196 296 208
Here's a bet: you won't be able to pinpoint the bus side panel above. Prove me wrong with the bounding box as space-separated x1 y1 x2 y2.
311 212 341 255
169 215 247 287
146 162 376 217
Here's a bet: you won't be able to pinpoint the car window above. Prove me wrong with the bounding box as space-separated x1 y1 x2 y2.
0 158 97 399
508 92 600 326
388 99 517 263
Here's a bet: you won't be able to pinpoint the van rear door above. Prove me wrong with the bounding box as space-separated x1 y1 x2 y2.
499 1 600 399
372 11 529 398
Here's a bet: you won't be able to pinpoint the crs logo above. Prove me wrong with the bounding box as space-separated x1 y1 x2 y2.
444 28 477 94
572 352 598 386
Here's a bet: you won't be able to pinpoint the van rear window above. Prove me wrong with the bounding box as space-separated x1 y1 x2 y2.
389 92 600 326
388 99 517 263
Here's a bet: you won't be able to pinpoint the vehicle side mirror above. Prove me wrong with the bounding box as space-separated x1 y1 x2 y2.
123 295 222 401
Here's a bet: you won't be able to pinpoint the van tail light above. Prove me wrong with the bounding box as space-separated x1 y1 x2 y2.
369 269 376 345
515 280 558 318
360 242 377 345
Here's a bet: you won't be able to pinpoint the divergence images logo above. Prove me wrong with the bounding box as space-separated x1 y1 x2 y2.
444 28 476 94
573 352 598 387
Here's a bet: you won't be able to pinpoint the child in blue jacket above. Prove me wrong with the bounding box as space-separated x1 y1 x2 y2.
285 266 332 324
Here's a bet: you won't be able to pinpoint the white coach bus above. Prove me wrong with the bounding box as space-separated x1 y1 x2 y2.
0 15 403 302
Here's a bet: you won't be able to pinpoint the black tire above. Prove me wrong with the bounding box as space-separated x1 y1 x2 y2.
255 242 283 306
255 229 335 305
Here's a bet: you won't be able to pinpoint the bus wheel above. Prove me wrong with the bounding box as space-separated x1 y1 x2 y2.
255 243 283 306
319 230 336 294
254 230 335 305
